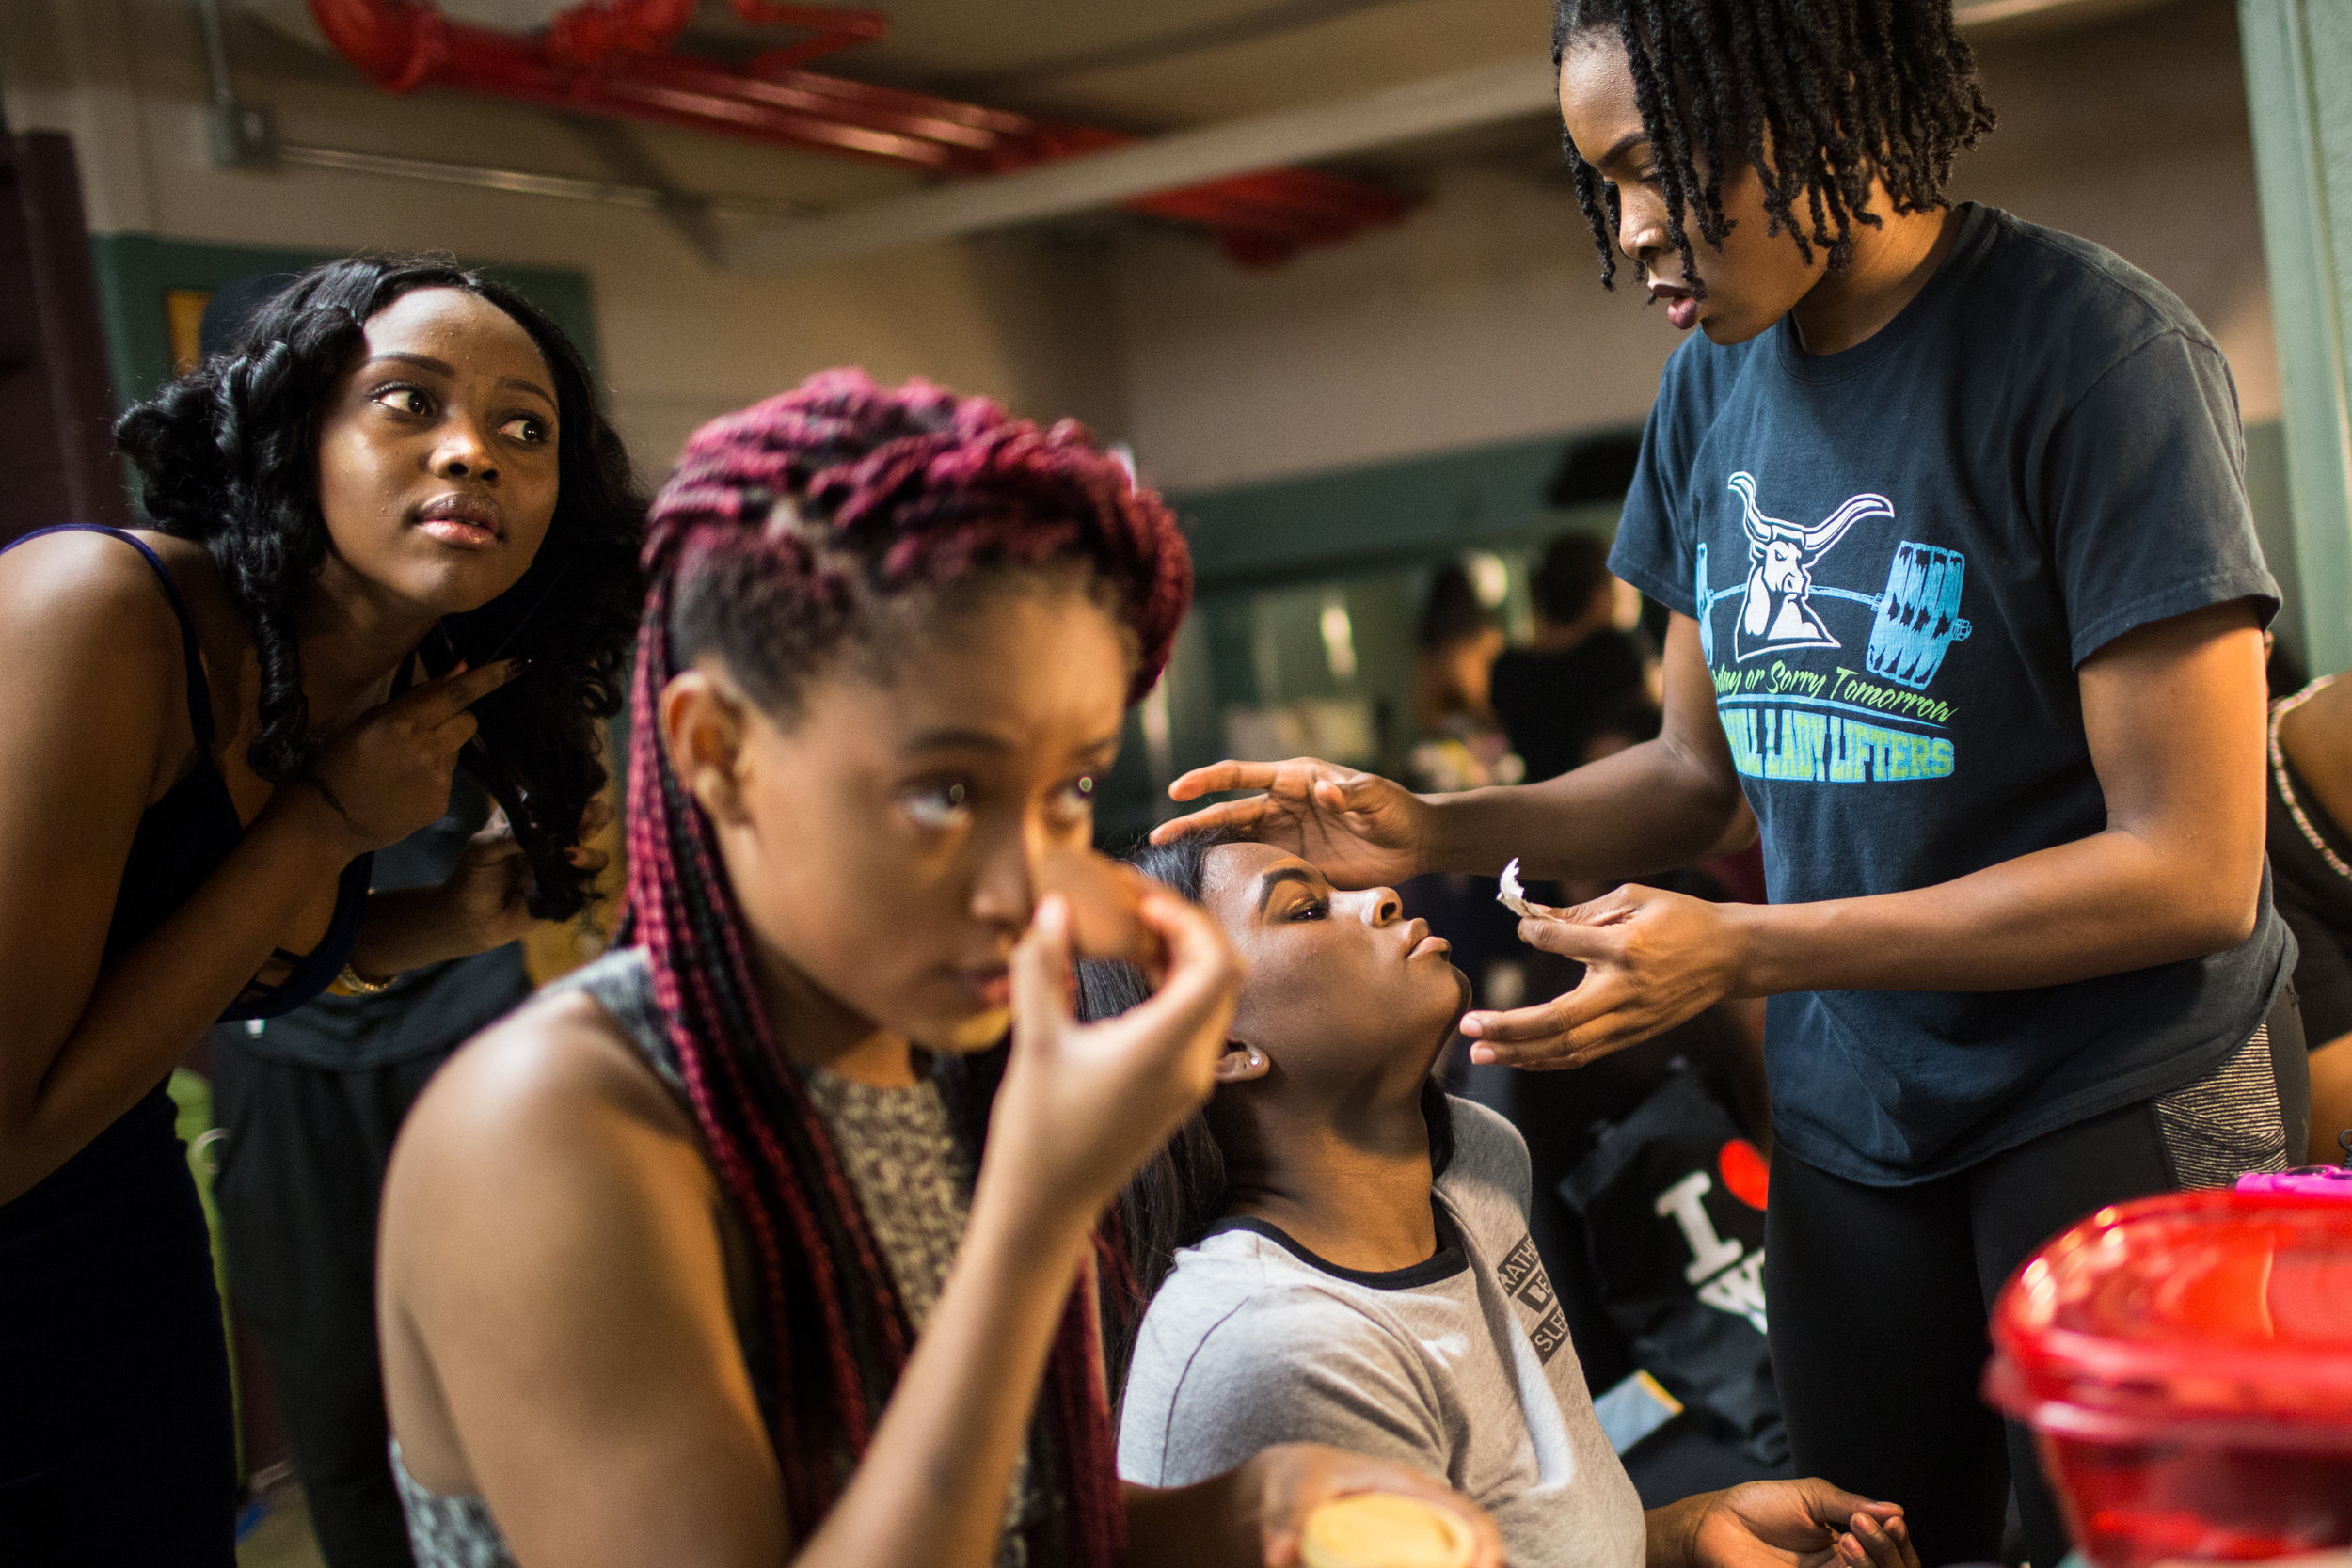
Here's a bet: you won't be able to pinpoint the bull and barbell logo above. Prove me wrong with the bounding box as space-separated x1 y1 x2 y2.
1697 470 1973 691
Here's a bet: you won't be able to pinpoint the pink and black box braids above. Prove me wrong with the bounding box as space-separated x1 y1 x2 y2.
622 370 1189 1561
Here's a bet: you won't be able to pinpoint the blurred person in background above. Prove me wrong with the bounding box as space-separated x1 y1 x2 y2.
1490 535 1654 784
1409 562 1518 794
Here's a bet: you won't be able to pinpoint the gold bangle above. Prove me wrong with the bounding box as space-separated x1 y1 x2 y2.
338 961 396 995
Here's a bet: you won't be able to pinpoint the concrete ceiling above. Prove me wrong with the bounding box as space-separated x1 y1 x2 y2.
234 0 2215 264
248 0 2191 143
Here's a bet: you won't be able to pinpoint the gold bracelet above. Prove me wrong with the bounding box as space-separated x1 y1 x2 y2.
338 961 396 995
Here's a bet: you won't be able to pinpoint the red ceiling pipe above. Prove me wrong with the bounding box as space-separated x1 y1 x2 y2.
305 0 1415 264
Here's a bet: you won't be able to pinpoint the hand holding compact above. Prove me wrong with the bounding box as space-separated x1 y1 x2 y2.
1240 1442 1505 1568
1463 882 1750 1069
987 886 1241 1229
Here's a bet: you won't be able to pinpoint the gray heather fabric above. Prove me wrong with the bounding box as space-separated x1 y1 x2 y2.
393 949 1037 1568
1119 1099 1646 1568
2155 1022 2290 1189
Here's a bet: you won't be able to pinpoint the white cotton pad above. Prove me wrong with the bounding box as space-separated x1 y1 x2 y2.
1497 857 1535 919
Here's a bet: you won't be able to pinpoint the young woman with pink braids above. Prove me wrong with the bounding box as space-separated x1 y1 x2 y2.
373 372 1502 1568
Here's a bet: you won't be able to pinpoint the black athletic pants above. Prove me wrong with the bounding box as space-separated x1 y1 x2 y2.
1765 998 2307 1568
214 1038 455 1568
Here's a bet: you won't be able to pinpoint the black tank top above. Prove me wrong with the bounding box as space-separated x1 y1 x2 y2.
0 525 374 1213
6 525 374 1012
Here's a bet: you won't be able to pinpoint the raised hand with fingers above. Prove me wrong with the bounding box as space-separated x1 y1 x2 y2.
310 659 531 856
1462 881 1751 1069
983 884 1243 1228
1151 757 1429 892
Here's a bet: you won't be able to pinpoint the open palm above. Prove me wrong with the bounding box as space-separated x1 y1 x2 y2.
1150 757 1428 891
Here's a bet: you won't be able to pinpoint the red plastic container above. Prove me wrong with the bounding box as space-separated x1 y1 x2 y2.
1984 1192 2352 1567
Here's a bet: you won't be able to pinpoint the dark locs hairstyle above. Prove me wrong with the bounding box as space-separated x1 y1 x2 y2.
1551 0 1996 292
114 254 646 920
624 369 1191 1560
1075 831 1455 1399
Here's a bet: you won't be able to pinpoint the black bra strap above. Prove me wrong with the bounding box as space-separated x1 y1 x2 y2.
2 525 216 751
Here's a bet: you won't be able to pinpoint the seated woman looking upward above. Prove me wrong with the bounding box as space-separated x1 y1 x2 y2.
1084 834 1919 1568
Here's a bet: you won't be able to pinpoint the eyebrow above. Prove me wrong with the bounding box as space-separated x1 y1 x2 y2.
900 729 1123 758
366 352 452 377
364 354 556 409
1254 865 1322 917
905 727 1015 753
498 375 557 408
1599 130 1648 169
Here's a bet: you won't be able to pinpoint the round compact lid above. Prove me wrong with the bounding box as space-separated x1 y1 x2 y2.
1988 1191 2352 1440
1299 1494 1476 1568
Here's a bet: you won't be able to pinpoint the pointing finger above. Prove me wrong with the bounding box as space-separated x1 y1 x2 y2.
405 658 530 728
1168 760 1279 802
1149 797 1277 845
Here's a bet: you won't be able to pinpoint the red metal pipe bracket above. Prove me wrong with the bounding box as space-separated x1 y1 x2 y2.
304 0 1416 263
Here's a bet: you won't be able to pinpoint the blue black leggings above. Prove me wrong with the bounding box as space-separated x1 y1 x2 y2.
1763 999 2306 1568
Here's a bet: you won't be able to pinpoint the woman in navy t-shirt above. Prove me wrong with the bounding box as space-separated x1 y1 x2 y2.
1154 5 2302 1564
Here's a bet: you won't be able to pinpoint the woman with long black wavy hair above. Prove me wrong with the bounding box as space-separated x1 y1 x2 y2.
0 254 643 1564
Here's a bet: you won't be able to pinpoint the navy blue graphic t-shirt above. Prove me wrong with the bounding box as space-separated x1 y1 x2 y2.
1609 203 2292 1186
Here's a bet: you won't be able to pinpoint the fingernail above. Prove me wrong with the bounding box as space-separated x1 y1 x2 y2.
1469 1046 1495 1065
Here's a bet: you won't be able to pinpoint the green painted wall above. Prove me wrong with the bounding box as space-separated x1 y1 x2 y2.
2242 0 2352 674
1168 434 1624 592
87 234 600 412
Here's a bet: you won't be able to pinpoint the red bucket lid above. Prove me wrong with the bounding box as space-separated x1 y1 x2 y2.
1986 1192 2352 1447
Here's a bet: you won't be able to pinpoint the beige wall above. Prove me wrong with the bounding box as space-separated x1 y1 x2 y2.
0 0 1130 474
1112 0 2280 494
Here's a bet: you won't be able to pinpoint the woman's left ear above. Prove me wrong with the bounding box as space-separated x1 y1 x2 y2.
1213 1040 1271 1084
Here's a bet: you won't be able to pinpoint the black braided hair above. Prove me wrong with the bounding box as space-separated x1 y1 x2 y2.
1551 0 1995 293
114 255 645 920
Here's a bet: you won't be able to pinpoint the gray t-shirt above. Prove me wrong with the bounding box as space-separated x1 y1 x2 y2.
1118 1099 1645 1568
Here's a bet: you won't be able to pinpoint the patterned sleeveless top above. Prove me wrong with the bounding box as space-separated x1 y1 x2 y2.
393 948 1040 1565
